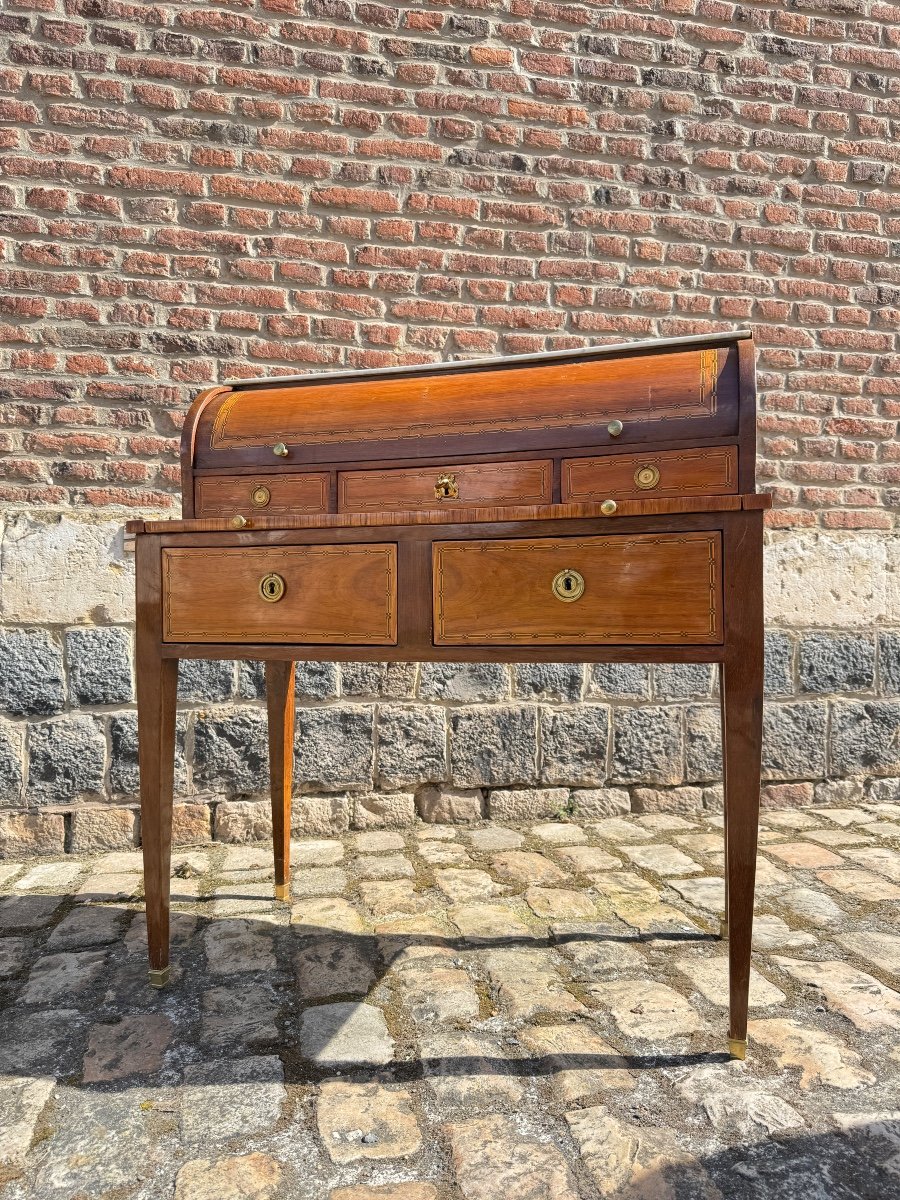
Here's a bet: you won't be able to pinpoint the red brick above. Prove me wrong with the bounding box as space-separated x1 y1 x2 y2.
0 5 887 529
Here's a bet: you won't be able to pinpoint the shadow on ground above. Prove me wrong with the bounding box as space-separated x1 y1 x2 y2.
1 892 898 1199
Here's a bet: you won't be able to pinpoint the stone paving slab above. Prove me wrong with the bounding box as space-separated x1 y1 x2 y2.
0 804 898 1198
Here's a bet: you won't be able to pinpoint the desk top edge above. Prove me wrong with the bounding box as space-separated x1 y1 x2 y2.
127 493 770 535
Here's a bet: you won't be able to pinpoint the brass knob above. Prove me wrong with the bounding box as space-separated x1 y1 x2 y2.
273 442 289 457
259 572 286 603
600 499 617 515
231 514 249 529
434 472 459 500
251 484 271 507
552 568 585 603
634 464 660 490
607 420 623 437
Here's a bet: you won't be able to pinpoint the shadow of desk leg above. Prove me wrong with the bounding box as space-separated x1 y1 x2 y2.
720 510 764 1058
266 661 295 902
136 535 177 988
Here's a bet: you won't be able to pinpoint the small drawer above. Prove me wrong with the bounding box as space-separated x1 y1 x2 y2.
338 459 552 513
433 532 722 645
194 473 329 518
562 447 737 502
162 544 397 644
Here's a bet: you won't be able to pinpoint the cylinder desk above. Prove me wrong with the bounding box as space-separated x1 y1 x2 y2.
130 328 768 1059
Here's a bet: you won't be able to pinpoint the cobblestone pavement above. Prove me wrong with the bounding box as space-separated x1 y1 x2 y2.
0 803 898 1200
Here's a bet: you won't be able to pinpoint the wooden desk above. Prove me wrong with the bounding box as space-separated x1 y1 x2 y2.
132 329 767 1059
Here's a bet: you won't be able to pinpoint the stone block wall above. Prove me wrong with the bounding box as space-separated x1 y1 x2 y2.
1 527 898 855
0 2 898 852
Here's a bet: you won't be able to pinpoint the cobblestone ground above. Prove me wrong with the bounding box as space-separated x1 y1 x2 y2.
0 803 898 1200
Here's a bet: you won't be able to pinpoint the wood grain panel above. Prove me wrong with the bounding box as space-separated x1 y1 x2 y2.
162 545 397 644
209 347 720 450
194 473 329 518
563 447 738 502
338 459 552 513
434 532 722 645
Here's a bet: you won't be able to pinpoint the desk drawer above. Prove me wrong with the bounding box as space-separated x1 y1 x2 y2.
562 447 737 502
194 473 329 518
162 545 397 644
433 532 722 645
338 459 552 513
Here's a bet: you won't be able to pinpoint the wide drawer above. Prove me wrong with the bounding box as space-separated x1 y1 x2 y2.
194 473 329 518
338 459 552 513
433 532 722 645
162 545 397 644
563 447 737 502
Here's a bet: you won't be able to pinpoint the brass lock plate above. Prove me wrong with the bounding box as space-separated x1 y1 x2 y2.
259 572 286 603
551 568 585 603
434 472 459 500
251 484 271 508
634 464 660 490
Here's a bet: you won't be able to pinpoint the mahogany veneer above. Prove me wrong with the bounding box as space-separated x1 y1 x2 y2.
161 544 397 644
562 446 737 502
337 458 552 513
135 328 766 1060
433 532 722 645
194 472 329 518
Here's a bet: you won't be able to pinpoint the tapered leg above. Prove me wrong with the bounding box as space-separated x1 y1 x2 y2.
720 513 765 1058
266 661 295 902
720 703 729 943
137 650 178 988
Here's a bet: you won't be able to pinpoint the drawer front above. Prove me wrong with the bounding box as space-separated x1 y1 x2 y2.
162 545 397 644
562 447 737 502
434 532 722 645
194 473 329 518
338 460 552 513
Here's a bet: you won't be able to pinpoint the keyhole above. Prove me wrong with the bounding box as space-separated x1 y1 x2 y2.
259 572 285 603
552 568 584 603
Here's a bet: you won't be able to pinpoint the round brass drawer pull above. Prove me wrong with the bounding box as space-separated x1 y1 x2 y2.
607 419 623 437
434 472 459 500
251 485 271 507
273 442 289 457
552 568 585 603
259 572 286 603
231 514 249 529
600 499 617 515
634 465 660 490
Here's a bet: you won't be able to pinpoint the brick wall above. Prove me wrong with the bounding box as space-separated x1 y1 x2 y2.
0 1 898 854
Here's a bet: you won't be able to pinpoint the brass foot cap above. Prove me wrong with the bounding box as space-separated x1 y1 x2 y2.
148 966 171 989
728 1037 747 1061
275 883 290 902
719 919 729 939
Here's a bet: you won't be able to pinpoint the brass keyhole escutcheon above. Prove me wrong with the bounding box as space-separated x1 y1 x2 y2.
259 572 286 603
634 464 660 490
552 568 585 603
434 472 459 500
251 485 271 508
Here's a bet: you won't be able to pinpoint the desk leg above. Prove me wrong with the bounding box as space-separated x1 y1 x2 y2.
266 661 295 902
720 648 763 1060
137 650 177 988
